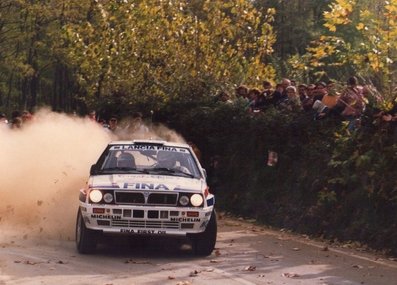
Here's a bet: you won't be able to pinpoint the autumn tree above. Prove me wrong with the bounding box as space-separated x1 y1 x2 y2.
63 0 276 112
0 0 90 112
253 0 333 78
0 0 276 113
296 0 397 97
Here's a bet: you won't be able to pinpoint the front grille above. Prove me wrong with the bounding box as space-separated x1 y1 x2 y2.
114 191 178 206
112 219 180 229
148 193 177 205
115 192 145 204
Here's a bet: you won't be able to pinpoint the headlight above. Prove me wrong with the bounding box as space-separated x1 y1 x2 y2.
190 194 203 207
179 195 189 206
103 193 113 203
89 189 103 203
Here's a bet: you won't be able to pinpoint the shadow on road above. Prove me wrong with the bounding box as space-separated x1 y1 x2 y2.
94 235 198 259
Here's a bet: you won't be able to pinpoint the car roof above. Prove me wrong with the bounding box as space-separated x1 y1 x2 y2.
108 139 191 149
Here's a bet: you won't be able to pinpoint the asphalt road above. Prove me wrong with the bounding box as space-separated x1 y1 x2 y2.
1 214 397 285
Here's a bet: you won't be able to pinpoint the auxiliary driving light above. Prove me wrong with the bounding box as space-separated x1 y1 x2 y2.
89 189 103 203
179 195 189 206
103 193 113 203
190 194 203 207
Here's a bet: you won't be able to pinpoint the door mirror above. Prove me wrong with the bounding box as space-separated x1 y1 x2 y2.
90 164 98 175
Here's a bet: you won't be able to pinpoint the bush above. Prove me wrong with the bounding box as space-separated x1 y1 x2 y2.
158 98 397 254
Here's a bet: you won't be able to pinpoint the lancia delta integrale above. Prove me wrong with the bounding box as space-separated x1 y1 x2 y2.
76 140 216 256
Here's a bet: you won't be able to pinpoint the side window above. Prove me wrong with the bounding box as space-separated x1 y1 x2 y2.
102 150 120 169
180 152 201 177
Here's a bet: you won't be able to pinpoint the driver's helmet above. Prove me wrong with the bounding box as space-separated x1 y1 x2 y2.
157 151 177 168
117 152 136 168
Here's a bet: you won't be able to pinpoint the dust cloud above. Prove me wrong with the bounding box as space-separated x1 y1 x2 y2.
114 116 186 143
0 109 185 242
0 109 112 241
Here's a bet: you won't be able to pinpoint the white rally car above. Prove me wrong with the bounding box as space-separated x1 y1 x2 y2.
76 140 216 255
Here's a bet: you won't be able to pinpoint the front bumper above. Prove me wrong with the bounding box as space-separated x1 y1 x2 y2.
79 202 214 236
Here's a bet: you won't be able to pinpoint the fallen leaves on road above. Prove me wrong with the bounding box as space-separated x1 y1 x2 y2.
282 272 301 278
168 276 175 280
209 259 223 263
258 274 265 278
352 264 364 269
224 221 241 227
14 259 67 266
189 270 200 277
243 265 256 271
124 259 151 265
321 246 329 251
292 247 300 251
14 260 42 265
176 281 191 285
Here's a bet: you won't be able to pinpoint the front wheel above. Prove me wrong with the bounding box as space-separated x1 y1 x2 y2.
190 210 217 256
76 209 98 254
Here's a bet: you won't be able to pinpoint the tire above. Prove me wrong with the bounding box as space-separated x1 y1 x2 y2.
76 209 98 254
191 210 217 256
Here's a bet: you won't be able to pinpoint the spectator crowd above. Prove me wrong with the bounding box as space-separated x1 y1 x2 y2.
217 76 397 133
1 76 397 135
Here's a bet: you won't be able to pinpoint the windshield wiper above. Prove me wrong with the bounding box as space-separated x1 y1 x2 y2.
101 167 147 174
148 167 195 178
172 168 196 178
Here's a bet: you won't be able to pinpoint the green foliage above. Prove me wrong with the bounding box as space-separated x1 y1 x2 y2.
160 99 397 253
0 0 276 113
2 0 397 113
62 0 276 110
301 0 397 96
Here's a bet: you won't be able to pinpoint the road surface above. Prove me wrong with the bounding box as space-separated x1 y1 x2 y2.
1 214 397 285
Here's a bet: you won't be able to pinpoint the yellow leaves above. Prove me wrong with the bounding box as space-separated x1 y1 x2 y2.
350 53 365 66
360 9 371 18
324 23 337 32
377 100 394 112
356 22 364 30
61 0 277 98
309 0 397 89
323 0 356 31
366 53 384 71
385 2 397 13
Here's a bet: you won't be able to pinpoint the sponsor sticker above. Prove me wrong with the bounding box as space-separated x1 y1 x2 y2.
120 229 166 234
170 217 201 222
91 214 121 220
110 145 187 153
123 182 169 190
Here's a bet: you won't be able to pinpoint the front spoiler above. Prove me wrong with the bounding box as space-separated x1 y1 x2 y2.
79 203 214 236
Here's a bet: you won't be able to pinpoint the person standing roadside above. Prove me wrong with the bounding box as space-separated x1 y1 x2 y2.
261 80 274 107
281 86 302 112
108 116 122 135
321 80 340 109
0 113 8 124
336 76 366 131
87 110 97 122
0 113 8 130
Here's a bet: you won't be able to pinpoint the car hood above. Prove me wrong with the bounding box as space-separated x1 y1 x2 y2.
89 174 204 192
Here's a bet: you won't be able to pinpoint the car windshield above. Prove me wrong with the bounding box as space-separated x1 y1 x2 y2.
99 144 201 178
